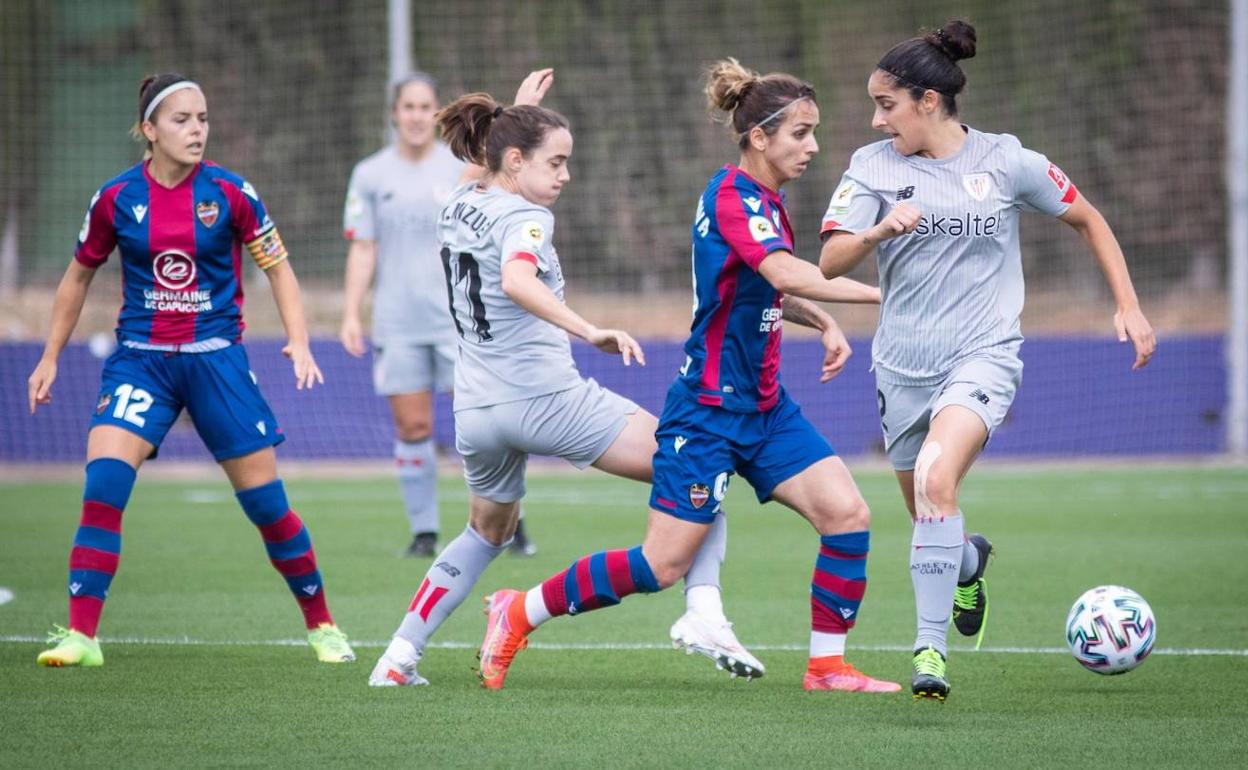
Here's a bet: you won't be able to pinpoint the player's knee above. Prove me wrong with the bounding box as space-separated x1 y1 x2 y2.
914 442 959 517
811 496 871 534
396 419 433 443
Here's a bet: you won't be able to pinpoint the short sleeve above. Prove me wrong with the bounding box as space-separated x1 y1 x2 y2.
226 179 289 270
343 163 375 241
821 155 882 237
1012 146 1078 216
74 186 119 268
714 180 791 271
500 210 555 272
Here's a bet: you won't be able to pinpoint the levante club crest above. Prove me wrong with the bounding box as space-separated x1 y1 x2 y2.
689 483 710 509
196 200 220 228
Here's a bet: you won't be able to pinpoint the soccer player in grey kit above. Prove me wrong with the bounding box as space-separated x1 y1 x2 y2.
369 70 767 687
341 73 536 557
819 20 1157 699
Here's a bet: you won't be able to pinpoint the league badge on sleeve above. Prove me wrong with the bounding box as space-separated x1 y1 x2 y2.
748 215 778 242
519 220 547 250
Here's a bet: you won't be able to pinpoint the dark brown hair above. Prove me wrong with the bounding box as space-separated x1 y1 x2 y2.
876 19 977 116
705 58 817 149
436 93 569 172
131 72 196 155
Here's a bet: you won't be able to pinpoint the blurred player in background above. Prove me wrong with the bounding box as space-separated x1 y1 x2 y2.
819 19 1157 700
27 73 355 667
475 60 895 694
341 72 536 559
370 71 764 688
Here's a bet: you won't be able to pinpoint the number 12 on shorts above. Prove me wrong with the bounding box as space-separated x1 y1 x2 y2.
111 383 153 428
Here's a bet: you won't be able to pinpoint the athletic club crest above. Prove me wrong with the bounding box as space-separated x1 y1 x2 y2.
196 200 220 227
689 483 711 509
962 173 993 202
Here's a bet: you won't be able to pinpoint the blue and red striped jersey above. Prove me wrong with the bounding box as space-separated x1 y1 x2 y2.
74 161 288 345
675 165 794 413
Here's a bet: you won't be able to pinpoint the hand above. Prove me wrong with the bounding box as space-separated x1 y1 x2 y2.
27 358 57 414
339 314 367 358
585 326 646 367
282 341 325 390
1114 306 1156 370
818 323 852 383
513 68 554 107
871 202 921 241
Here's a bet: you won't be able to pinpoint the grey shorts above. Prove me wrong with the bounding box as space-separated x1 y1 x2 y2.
454 378 639 503
373 342 455 396
877 353 1023 471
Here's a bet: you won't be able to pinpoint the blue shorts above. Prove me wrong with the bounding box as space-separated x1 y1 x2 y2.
89 344 284 461
649 385 836 524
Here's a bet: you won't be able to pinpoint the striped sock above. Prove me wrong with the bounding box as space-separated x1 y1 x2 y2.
810 530 869 644
538 546 659 620
68 458 137 638
237 480 332 629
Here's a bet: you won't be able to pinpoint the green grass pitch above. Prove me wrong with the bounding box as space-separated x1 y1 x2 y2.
2 467 1246 767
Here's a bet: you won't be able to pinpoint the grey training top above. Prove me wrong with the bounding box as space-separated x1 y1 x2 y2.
436 183 580 411
822 127 1076 385
343 143 464 345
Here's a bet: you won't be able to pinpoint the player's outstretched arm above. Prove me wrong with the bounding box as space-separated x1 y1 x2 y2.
1058 192 1156 370
265 260 325 390
28 260 97 414
500 259 645 366
339 239 377 357
759 251 879 304
819 202 921 278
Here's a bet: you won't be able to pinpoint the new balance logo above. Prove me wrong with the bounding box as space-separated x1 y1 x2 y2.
896 186 915 201
673 436 687 454
132 204 148 223
435 561 461 578
302 585 320 596
840 608 855 619
969 388 990 405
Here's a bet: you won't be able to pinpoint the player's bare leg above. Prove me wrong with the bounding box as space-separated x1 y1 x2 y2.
770 457 899 693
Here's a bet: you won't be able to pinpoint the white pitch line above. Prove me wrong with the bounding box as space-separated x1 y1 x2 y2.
1 635 1244 657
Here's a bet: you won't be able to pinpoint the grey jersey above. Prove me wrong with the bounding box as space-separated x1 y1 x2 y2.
437 183 580 411
823 127 1077 385
343 143 464 345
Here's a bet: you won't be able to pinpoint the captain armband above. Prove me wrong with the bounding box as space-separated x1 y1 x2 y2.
245 226 289 271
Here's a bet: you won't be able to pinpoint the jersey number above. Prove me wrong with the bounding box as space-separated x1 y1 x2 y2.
440 248 493 342
112 383 153 428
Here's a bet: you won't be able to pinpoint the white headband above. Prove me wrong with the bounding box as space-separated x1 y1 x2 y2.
143 81 202 122
741 96 811 139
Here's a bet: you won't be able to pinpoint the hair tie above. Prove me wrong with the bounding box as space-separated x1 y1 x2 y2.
492 105 505 118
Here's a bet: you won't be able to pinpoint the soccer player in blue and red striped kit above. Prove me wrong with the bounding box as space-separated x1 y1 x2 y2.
477 59 897 692
27 73 354 667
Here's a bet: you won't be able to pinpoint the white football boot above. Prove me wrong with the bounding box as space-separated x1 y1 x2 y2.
368 637 429 687
670 611 765 680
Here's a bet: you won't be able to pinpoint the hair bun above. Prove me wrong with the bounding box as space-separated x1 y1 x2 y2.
926 19 977 62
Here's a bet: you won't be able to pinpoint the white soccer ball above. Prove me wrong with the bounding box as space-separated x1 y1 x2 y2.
1065 585 1156 675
